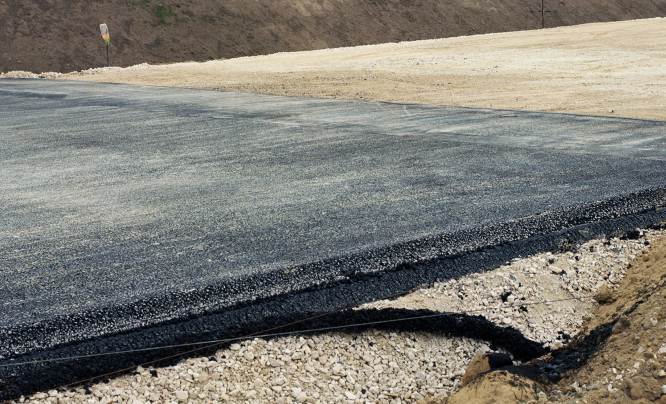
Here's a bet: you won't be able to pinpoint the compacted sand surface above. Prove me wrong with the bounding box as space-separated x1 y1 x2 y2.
42 17 666 120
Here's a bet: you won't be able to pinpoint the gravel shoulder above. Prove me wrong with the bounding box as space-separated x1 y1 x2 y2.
7 18 666 404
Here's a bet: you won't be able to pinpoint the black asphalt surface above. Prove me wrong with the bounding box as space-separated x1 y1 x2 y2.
0 79 665 397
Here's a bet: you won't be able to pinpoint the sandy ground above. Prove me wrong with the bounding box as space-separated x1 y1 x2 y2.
48 18 666 120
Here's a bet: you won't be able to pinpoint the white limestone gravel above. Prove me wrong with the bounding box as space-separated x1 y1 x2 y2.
14 229 665 404
0 63 154 79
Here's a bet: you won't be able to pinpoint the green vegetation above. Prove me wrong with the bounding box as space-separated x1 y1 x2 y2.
129 0 174 25
152 4 175 25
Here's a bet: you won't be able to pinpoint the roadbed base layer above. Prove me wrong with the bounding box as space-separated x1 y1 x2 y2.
1 194 664 401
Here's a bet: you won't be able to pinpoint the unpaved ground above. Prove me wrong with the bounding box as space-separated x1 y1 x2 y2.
442 232 666 404
47 18 666 120
369 230 666 404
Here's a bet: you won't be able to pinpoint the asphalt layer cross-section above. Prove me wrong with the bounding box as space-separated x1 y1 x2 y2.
0 79 665 395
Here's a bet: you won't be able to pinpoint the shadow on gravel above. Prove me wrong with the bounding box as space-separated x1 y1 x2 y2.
0 308 547 401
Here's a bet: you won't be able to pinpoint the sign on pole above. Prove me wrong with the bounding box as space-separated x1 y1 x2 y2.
100 24 110 44
100 23 110 66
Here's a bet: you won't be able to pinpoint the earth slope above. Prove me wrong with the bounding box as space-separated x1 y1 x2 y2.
1 0 665 73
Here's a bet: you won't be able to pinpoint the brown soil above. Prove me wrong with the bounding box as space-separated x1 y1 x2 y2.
446 370 546 404
2 0 665 74
547 234 666 403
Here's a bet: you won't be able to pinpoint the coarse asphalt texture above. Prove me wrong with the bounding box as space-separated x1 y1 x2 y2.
0 79 665 398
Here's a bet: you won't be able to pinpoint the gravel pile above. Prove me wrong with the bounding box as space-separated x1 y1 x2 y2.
0 63 155 79
0 71 61 79
26 332 489 404
14 229 664 404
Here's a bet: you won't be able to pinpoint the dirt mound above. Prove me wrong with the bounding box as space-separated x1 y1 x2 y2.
2 0 665 74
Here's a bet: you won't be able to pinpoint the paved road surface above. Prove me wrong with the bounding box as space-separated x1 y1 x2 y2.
1 79 664 359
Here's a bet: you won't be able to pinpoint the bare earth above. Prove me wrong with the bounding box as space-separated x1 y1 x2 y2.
551 236 666 403
6 17 665 404
53 18 666 120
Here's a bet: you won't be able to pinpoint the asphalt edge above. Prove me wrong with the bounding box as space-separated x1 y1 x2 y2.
1 187 665 400
2 186 664 360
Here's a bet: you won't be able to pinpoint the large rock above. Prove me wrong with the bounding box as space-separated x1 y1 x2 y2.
593 285 615 304
461 353 513 386
447 370 545 404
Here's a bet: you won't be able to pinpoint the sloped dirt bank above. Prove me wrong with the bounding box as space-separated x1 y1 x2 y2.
546 230 666 403
2 0 665 74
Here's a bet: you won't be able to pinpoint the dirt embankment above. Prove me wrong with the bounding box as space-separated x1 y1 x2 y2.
549 234 666 403
2 0 665 74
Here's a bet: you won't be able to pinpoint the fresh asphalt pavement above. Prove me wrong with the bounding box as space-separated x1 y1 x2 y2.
1 79 665 363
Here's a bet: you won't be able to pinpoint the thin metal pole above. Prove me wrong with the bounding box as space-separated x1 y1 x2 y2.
541 0 545 28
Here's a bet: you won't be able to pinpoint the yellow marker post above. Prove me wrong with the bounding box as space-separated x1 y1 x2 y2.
100 24 110 66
